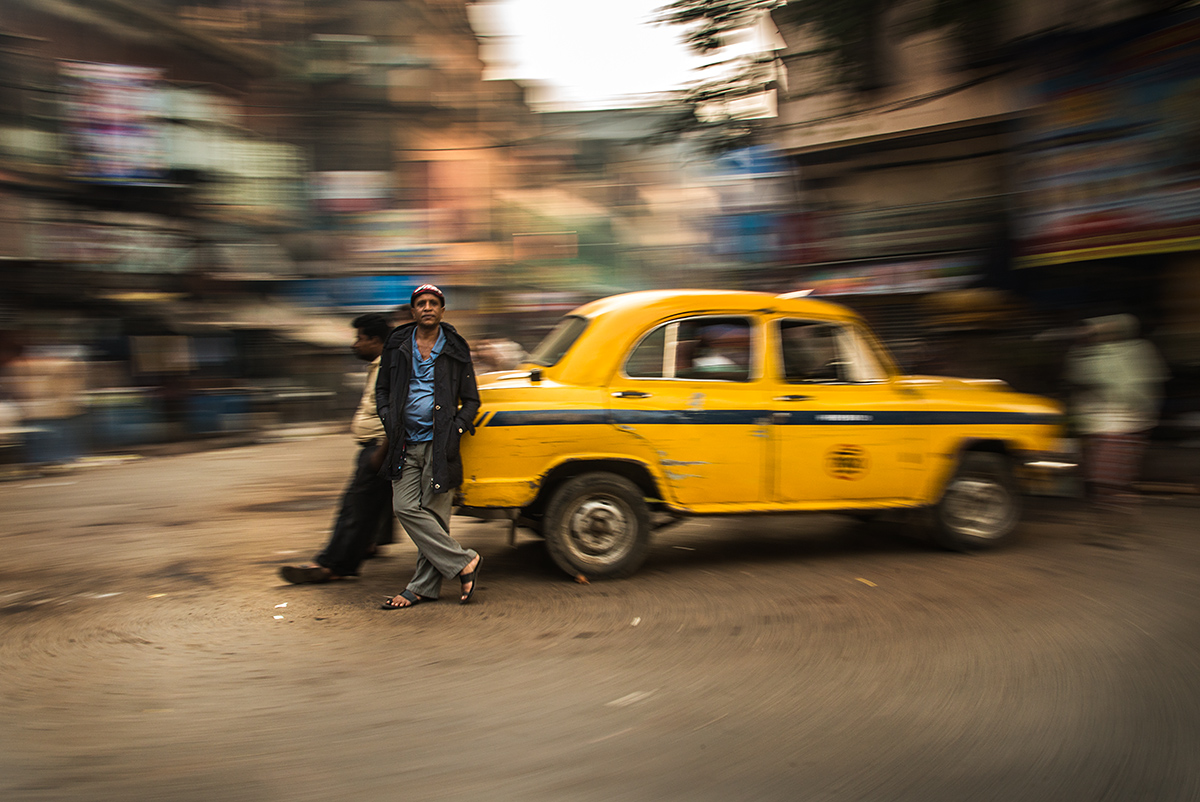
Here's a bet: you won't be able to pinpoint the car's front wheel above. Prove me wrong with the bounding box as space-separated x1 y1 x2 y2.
543 472 651 578
934 452 1020 550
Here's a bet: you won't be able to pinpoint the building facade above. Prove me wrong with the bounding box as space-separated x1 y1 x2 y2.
767 0 1198 412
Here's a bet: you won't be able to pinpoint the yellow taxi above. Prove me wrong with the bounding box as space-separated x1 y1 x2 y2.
459 290 1067 578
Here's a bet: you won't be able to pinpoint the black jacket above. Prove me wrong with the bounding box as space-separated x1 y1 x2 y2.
375 321 480 492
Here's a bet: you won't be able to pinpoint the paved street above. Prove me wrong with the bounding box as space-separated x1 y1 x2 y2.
2 434 1198 802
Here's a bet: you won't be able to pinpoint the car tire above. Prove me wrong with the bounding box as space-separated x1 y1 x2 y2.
934 452 1021 550
543 472 651 578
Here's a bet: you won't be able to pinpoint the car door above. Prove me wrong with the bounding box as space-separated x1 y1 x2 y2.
768 317 926 504
608 314 770 508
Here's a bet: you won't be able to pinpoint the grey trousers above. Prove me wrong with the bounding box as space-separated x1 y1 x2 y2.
393 441 476 599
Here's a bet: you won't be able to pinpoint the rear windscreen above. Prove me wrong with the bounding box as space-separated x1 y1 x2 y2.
527 316 588 367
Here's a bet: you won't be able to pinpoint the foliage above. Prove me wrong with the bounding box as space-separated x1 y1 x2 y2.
649 1 783 153
655 0 780 53
640 54 778 155
923 0 1007 69
775 0 893 91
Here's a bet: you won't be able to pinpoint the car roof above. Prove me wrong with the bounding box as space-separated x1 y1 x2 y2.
571 289 856 322
551 289 866 386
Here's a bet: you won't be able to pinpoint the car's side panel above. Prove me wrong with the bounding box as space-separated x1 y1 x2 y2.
768 383 929 503
608 376 772 506
459 384 670 509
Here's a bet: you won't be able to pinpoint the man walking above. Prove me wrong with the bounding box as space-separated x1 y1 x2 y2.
279 313 395 583
377 284 482 608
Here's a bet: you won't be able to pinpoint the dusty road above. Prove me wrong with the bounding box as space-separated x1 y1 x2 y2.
1 434 1198 802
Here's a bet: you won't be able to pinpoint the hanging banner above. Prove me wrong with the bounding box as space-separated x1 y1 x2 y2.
1014 11 1200 267
59 61 167 185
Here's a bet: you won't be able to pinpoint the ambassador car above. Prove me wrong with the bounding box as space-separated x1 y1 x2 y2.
458 290 1066 579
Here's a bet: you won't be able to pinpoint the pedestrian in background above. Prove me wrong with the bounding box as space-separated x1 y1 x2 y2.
473 337 527 373
390 303 412 329
1065 313 1168 547
372 303 413 555
7 340 87 468
377 284 482 608
280 313 395 583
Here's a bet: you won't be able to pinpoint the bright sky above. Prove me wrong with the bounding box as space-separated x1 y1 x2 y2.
469 0 714 109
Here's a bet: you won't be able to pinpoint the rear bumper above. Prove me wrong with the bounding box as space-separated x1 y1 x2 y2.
1016 446 1080 496
1021 455 1078 472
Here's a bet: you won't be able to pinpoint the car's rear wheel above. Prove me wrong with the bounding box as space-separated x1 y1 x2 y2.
543 472 651 578
934 452 1020 550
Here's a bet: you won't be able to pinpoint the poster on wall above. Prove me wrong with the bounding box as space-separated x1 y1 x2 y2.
1014 10 1200 267
59 61 167 184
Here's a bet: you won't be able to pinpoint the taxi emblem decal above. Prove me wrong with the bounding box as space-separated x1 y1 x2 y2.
827 445 869 480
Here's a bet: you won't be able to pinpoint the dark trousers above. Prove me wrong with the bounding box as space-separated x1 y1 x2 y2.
315 440 395 576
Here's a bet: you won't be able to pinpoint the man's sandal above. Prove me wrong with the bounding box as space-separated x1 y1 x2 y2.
280 564 335 585
381 589 428 609
459 556 482 605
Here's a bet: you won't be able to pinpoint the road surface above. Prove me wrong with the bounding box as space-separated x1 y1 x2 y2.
2 435 1198 801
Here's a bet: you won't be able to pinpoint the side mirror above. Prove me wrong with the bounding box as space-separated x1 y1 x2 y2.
530 368 543 384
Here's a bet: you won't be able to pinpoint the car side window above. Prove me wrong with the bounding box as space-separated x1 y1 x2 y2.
625 325 667 378
777 319 886 384
675 317 751 381
622 316 753 382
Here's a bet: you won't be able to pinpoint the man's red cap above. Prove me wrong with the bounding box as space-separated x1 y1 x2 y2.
410 283 445 306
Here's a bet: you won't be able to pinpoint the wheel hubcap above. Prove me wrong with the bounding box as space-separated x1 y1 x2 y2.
944 477 1010 538
567 496 631 559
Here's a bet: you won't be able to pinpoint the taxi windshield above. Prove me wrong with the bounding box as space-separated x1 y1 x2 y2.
528 315 588 367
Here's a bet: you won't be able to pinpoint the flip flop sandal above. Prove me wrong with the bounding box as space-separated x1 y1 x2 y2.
459 557 482 605
381 589 427 609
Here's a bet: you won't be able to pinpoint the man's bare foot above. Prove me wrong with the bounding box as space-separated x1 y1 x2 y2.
280 564 336 584
458 554 481 604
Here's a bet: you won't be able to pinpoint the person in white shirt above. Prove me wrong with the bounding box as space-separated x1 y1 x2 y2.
1065 313 1168 545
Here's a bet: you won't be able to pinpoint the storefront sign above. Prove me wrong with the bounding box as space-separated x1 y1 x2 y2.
1015 11 1200 267
804 256 979 296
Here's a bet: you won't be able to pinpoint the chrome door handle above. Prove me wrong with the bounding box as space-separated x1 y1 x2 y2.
773 394 812 402
612 390 651 399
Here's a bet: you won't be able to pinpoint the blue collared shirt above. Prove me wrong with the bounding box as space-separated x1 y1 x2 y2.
404 326 445 443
